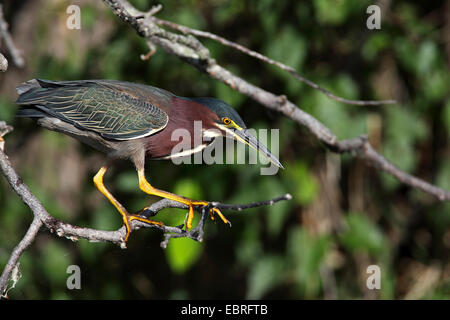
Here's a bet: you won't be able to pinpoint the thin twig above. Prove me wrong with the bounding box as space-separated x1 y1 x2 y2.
160 194 292 248
152 17 395 106
0 217 42 297
0 5 25 68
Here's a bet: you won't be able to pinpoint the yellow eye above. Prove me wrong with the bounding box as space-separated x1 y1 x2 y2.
223 117 232 125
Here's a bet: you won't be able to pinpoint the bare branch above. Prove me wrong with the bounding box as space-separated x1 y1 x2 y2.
0 217 42 297
102 0 450 201
0 122 290 293
0 5 25 68
152 17 395 106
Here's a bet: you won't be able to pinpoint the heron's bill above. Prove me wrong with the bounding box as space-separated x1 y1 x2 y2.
232 128 284 169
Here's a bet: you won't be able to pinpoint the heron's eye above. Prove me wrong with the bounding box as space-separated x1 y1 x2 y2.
222 117 232 125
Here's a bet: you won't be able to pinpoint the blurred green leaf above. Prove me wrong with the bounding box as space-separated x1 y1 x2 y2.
213 0 246 25
158 178 204 226
380 264 395 299
246 255 285 299
163 178 204 274
41 242 72 286
236 220 263 266
283 161 319 206
91 205 120 231
214 81 246 109
382 106 429 189
444 99 450 137
115 171 139 193
416 41 438 74
81 5 96 29
308 76 365 140
362 33 390 61
99 38 132 79
423 69 449 101
287 227 331 297
339 213 385 255
261 179 291 237
171 8 206 30
264 25 307 95
395 38 418 73
436 161 450 191
265 26 306 70
174 179 203 200
0 97 15 122
314 0 364 25
101 282 124 299
165 237 203 274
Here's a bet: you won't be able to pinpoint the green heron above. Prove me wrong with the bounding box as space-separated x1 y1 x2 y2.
15 79 282 242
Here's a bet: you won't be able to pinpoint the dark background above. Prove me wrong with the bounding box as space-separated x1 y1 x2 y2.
0 0 449 299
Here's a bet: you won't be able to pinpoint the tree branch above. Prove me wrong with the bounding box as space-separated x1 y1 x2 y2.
0 217 42 297
2 0 449 297
151 15 396 106
0 122 290 295
102 0 450 201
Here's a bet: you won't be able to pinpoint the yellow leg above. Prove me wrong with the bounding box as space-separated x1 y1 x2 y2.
93 166 163 242
137 168 230 229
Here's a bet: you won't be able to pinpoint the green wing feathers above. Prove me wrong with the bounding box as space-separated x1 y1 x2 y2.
16 79 169 140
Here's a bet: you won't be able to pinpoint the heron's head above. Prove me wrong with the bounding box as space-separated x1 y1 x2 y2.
191 97 283 169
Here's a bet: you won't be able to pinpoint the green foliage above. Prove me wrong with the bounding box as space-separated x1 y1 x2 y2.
283 161 319 206
115 171 139 193
40 242 72 286
81 5 97 29
246 255 285 299
442 100 450 134
0 97 15 122
263 25 307 95
1 0 448 300
235 221 263 266
339 213 385 255
287 227 331 297
262 178 292 237
165 238 204 274
436 161 450 191
362 33 390 62
214 81 246 109
163 179 204 274
382 106 429 189
313 0 366 25
212 0 246 25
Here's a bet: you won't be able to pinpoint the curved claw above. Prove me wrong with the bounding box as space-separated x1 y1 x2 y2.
211 207 231 227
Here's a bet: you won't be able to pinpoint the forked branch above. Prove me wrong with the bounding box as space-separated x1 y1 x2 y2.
102 0 450 201
0 121 290 295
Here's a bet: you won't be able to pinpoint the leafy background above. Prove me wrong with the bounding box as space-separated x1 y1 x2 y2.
0 0 449 299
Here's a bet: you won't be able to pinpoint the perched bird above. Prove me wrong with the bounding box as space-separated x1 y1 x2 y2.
15 79 282 242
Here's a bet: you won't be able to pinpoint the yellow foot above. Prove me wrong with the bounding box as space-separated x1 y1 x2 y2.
136 169 231 231
186 201 231 230
123 213 164 243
